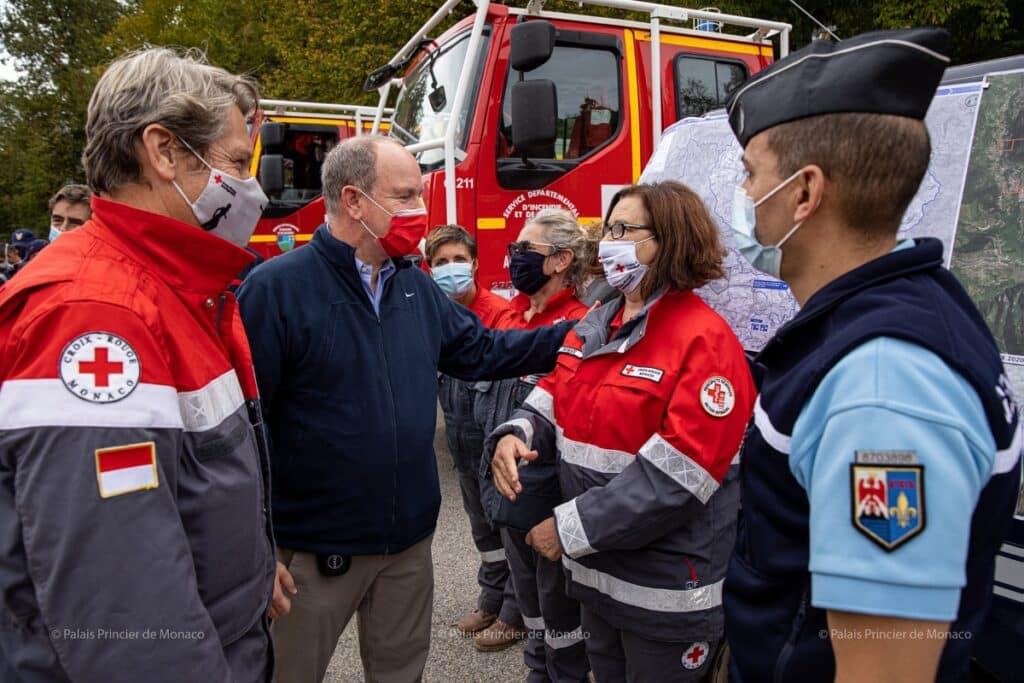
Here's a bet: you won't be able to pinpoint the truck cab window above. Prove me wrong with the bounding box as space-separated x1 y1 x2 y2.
280 125 337 203
390 30 491 170
675 56 747 118
499 45 621 161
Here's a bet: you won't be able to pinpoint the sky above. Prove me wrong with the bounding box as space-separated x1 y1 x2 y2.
0 0 18 82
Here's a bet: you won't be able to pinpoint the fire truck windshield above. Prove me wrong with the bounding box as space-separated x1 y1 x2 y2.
391 29 490 168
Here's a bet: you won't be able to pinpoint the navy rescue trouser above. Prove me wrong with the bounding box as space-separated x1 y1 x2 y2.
439 375 520 623
503 528 589 683
582 605 719 682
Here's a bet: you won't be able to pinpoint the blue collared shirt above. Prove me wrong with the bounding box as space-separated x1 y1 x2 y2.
354 255 396 316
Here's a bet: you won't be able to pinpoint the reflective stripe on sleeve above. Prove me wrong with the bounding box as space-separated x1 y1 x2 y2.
637 433 719 504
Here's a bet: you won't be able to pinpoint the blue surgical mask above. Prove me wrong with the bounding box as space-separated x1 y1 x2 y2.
731 169 805 279
48 227 61 242
432 262 474 298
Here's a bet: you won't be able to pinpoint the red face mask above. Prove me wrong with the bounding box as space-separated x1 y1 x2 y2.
359 190 428 257
379 209 428 257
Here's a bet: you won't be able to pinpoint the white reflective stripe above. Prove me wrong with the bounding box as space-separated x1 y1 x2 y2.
731 451 741 465
524 386 554 424
638 433 719 504
0 379 182 429
995 554 1024 591
480 548 506 563
522 615 545 631
1001 543 1024 560
993 423 1022 475
754 395 792 454
545 626 584 650
505 418 535 451
994 585 1024 603
0 372 244 433
178 370 245 432
558 428 633 475
562 557 723 614
554 498 596 559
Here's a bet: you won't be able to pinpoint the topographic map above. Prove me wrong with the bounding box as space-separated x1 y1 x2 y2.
948 71 1024 391
640 82 983 352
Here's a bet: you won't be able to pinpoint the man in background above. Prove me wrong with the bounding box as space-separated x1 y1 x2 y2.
48 183 92 240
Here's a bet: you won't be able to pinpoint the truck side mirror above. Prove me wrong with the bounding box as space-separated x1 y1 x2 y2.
510 79 557 158
259 154 285 197
363 63 399 92
510 21 556 72
259 122 286 153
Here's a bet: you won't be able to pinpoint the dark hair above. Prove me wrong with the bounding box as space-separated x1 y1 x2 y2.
424 224 477 265
764 113 930 233
604 181 725 299
49 183 92 211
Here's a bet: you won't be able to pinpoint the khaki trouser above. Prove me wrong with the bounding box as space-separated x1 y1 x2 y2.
271 535 434 683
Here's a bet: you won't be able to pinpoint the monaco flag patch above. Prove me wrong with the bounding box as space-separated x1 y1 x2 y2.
95 442 159 499
60 332 141 404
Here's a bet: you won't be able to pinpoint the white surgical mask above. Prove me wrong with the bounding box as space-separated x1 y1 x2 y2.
48 226 61 242
731 169 804 279
599 237 654 294
172 138 268 247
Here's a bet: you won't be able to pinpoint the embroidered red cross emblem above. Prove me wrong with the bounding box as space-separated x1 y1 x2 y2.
78 347 123 387
615 264 626 272
214 175 223 184
686 645 705 665
706 382 727 407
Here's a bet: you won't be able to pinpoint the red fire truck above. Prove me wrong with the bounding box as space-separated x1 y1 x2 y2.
251 0 791 294
249 100 391 258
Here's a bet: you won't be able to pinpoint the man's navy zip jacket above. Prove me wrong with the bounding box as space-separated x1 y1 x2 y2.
237 225 573 556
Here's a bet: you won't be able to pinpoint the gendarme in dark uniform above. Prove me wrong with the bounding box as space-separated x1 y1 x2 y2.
721 28 1022 682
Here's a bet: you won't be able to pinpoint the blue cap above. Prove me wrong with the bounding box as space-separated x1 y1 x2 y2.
11 229 36 246
727 28 950 147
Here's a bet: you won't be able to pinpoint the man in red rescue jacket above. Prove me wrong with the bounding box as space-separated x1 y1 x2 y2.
0 48 277 682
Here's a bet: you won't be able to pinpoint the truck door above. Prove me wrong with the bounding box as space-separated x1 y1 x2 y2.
474 22 632 294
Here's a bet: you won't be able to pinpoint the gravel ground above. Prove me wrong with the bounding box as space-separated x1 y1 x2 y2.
323 407 530 682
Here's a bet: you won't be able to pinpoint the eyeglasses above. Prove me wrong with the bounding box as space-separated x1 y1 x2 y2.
603 222 651 240
507 240 558 257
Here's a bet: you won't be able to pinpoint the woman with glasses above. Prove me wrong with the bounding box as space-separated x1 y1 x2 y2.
488 181 755 682
474 208 594 679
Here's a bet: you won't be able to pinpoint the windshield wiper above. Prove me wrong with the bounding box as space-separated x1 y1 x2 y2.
389 120 418 144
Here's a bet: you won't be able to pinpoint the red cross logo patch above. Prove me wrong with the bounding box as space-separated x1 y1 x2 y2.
59 332 141 404
700 376 735 417
682 641 710 670
214 174 223 184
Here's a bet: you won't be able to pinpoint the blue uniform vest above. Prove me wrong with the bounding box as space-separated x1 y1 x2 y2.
725 239 1020 682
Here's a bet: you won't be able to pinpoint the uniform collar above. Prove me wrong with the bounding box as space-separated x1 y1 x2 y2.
88 195 255 294
576 286 670 357
511 286 577 314
310 224 411 281
759 237 944 360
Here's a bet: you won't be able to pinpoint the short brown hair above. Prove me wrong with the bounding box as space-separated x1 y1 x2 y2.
605 181 725 299
49 184 92 212
425 224 477 265
764 113 930 233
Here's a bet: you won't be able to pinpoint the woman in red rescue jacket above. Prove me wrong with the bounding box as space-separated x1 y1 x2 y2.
489 181 755 682
477 208 593 679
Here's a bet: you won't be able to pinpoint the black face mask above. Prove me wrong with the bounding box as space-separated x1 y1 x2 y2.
510 251 551 295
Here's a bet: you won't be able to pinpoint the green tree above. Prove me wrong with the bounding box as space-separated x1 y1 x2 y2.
0 0 122 239
104 0 280 80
